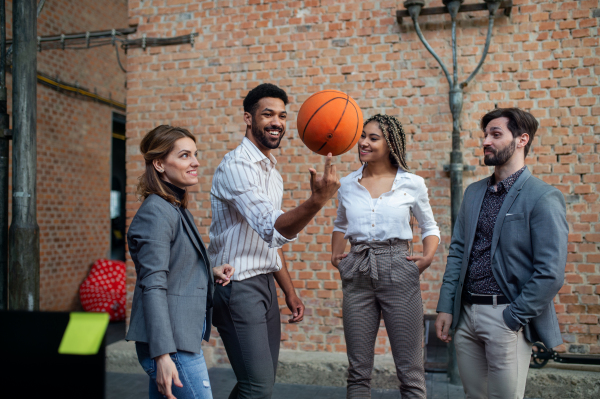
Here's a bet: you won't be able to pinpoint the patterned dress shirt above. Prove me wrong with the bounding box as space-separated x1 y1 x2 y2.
465 166 527 295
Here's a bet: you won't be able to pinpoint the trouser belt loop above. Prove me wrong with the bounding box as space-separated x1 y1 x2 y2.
493 295 498 309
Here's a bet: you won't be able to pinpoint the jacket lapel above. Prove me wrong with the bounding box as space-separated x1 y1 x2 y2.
490 168 532 259
176 208 210 269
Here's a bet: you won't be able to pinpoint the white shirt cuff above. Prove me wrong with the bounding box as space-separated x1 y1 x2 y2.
421 230 441 244
269 210 297 248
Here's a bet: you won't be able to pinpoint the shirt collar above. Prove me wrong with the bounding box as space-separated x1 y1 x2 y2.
353 164 409 188
241 137 277 165
488 165 526 192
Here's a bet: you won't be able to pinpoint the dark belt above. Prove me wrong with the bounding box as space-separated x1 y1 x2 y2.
463 291 510 305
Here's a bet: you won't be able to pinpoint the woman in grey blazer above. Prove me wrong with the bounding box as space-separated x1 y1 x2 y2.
126 125 234 399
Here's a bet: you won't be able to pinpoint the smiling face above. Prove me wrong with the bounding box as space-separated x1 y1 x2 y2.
244 97 287 152
358 121 391 164
482 117 525 166
153 137 199 189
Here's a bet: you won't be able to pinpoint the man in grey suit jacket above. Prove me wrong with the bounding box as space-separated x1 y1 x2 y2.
435 108 568 398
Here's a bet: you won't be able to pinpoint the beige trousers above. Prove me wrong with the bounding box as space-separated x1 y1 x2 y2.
455 302 533 399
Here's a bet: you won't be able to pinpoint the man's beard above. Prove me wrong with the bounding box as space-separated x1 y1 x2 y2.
484 139 516 166
251 121 285 150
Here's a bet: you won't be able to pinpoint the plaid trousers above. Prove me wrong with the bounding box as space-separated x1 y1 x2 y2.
339 238 426 399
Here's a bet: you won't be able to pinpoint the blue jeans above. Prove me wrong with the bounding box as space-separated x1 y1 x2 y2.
136 332 212 399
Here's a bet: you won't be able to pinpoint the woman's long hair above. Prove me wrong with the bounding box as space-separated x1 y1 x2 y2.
362 114 409 171
137 125 196 208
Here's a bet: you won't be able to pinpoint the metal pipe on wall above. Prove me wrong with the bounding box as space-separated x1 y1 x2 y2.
8 0 39 310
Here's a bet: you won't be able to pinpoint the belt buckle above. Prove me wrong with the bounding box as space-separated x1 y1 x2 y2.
493 295 497 308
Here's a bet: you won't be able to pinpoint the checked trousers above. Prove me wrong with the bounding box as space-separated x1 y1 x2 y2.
339 238 426 399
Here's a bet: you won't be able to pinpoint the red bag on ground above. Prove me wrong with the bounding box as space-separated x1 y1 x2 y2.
80 259 126 321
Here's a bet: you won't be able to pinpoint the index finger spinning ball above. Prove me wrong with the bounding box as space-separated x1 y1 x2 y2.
297 90 363 156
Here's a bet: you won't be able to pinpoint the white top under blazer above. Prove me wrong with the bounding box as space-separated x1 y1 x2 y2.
333 165 440 243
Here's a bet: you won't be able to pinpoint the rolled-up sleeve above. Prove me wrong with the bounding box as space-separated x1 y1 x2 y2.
212 159 296 248
412 179 441 242
333 189 348 234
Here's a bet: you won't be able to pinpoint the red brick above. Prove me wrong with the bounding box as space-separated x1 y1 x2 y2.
121 0 600 361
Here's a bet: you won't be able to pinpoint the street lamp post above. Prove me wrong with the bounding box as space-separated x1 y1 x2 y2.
401 0 506 385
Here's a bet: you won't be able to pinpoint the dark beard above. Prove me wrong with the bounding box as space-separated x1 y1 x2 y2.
484 140 516 166
251 121 285 150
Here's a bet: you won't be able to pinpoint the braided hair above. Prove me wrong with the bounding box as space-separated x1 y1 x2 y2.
362 114 409 171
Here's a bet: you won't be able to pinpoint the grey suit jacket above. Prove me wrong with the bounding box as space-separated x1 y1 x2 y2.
437 167 568 348
125 194 214 359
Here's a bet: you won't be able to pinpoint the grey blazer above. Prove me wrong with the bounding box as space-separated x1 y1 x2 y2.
437 167 568 349
125 194 214 359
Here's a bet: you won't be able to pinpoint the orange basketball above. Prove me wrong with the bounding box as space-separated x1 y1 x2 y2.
297 90 363 156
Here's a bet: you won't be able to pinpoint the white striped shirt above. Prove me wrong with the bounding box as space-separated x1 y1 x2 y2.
208 137 296 281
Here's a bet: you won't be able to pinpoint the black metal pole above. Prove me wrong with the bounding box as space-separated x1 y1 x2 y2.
403 0 504 387
0 0 8 311
446 0 464 385
447 85 463 386
8 0 38 311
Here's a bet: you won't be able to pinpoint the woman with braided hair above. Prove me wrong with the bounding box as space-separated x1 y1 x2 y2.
331 114 440 398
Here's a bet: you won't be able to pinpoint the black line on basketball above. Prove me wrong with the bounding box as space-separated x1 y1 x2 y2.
316 94 350 154
340 100 360 154
332 94 349 135
300 96 347 141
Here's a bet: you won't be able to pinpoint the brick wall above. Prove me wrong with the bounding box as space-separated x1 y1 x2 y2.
6 0 128 310
125 0 599 360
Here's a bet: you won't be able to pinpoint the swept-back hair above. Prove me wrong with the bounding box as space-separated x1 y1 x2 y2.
363 114 409 171
137 125 196 208
481 107 538 157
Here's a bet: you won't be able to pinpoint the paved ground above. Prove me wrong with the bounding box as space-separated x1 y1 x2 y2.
106 320 467 398
106 368 466 399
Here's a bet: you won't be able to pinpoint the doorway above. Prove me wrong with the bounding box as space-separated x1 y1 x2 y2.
110 113 126 261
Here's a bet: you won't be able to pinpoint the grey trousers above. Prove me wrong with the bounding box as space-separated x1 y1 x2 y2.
213 273 281 399
339 239 426 399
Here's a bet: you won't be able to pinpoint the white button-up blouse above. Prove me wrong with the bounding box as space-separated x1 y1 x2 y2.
333 165 440 243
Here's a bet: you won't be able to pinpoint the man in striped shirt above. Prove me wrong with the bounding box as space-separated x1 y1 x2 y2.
209 83 340 399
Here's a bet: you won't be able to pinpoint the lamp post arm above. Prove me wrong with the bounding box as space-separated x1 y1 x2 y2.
411 17 453 86
452 18 458 86
461 10 496 87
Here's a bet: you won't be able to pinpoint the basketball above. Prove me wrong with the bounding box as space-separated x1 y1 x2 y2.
297 90 363 156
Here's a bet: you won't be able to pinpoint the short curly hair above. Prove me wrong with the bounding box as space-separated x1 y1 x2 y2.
243 83 289 115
